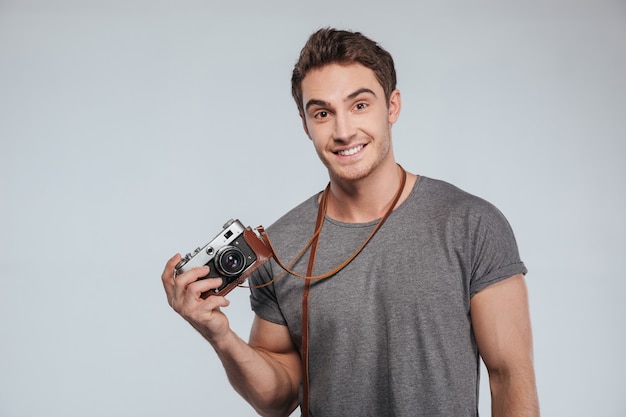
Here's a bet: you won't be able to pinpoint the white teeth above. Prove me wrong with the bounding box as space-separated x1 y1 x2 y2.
338 145 363 156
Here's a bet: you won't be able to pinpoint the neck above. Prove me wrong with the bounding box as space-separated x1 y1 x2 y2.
325 163 416 223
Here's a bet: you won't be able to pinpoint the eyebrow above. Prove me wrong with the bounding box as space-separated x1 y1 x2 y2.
347 88 377 100
304 88 377 112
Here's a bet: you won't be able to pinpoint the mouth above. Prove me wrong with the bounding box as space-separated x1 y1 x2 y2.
335 144 365 156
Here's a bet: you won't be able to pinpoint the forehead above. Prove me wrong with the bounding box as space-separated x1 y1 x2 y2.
301 63 382 103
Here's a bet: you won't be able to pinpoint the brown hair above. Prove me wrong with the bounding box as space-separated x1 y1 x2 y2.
291 28 397 116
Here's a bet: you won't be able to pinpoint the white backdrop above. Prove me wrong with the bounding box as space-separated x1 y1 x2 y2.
1 1 625 416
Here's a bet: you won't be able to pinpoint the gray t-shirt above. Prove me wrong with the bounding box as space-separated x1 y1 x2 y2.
249 176 527 417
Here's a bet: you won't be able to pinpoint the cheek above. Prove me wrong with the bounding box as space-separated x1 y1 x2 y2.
362 119 388 140
306 124 329 144
310 139 331 166
311 137 327 156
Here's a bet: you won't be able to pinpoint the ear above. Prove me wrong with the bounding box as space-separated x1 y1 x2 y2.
387 89 402 124
300 113 312 139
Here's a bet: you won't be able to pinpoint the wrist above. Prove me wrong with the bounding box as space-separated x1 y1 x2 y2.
207 327 243 354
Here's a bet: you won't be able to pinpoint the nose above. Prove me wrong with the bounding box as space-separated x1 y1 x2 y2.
333 111 356 142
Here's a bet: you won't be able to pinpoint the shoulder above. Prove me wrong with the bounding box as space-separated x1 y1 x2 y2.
412 176 517 240
416 176 499 216
266 192 321 238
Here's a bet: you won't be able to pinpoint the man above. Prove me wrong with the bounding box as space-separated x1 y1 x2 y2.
162 28 540 416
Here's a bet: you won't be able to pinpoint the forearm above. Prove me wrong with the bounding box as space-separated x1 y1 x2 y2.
211 329 299 417
489 367 540 417
162 257 298 415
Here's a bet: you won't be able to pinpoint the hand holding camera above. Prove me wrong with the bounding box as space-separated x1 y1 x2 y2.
161 219 273 343
174 219 273 297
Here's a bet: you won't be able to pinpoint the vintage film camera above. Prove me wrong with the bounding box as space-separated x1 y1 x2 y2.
174 219 273 297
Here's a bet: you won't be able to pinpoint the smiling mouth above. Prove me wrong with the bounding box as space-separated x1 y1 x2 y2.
336 144 365 156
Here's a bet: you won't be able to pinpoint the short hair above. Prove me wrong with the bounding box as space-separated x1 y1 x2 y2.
291 28 397 116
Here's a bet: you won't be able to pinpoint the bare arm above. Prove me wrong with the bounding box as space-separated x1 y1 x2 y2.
471 274 540 417
161 254 301 416
216 316 301 416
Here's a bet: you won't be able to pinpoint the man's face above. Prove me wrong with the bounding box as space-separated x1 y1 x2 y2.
300 63 401 183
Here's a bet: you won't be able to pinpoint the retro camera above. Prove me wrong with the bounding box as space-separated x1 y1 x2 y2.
174 219 272 297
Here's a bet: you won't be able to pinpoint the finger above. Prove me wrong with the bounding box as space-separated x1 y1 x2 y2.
171 266 211 309
181 294 231 333
162 253 181 300
178 278 229 320
186 277 224 301
203 294 231 311
162 253 181 282
174 265 210 286
184 286 231 320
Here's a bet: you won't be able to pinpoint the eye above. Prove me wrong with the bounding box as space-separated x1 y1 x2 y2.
355 102 368 111
314 110 329 119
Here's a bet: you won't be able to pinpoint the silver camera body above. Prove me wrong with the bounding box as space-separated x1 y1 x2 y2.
174 219 260 295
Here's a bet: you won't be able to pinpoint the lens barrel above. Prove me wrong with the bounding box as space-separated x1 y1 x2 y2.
215 246 246 277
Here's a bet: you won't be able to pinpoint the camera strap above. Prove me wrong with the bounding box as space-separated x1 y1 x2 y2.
259 164 407 283
300 189 325 417
300 164 407 416
242 164 406 415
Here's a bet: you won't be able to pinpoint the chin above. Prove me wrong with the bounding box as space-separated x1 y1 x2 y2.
323 145 391 183
328 164 373 183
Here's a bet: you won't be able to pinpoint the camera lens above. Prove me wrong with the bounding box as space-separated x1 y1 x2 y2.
215 246 246 277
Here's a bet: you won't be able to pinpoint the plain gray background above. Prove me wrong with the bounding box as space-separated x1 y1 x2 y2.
1 1 625 416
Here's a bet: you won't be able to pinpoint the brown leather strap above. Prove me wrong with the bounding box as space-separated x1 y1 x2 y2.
300 164 407 416
301 185 327 417
301 277 312 416
268 165 407 282
243 188 328 291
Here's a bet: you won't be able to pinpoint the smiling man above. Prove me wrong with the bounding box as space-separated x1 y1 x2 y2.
162 28 540 417
300 62 412 222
